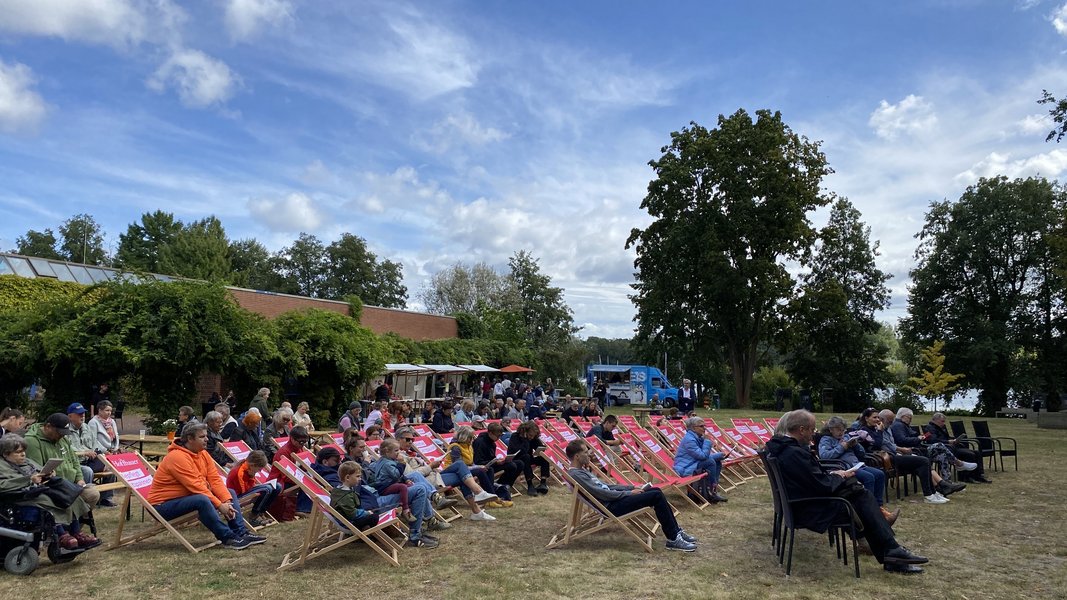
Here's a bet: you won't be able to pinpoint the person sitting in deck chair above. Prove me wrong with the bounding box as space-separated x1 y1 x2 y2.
565 439 697 552
587 414 623 451
673 416 728 504
148 424 266 550
473 423 521 506
766 410 929 574
224 450 278 528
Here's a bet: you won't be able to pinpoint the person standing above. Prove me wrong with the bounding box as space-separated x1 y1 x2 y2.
677 379 696 415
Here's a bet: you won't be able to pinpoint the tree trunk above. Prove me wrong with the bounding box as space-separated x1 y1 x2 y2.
728 340 756 409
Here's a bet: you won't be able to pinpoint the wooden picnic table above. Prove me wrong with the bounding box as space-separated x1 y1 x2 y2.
632 407 654 427
119 433 173 458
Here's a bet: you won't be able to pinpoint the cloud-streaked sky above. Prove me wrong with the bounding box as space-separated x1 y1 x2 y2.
2 0 1066 338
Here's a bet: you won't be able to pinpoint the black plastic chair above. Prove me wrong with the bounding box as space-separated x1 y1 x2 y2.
765 454 861 578
758 451 784 554
971 421 1017 471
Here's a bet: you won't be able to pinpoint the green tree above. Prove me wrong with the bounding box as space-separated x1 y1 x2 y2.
229 238 289 292
0 280 280 424
273 309 387 419
901 176 1066 415
275 233 328 297
508 250 577 348
627 109 833 408
323 233 407 308
908 340 964 412
784 198 892 411
157 216 232 281
13 229 62 259
58 214 108 265
419 262 514 315
115 210 182 272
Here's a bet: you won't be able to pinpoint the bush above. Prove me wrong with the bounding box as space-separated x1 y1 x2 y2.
751 366 795 410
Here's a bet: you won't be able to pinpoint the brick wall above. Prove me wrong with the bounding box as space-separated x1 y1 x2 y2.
227 287 457 341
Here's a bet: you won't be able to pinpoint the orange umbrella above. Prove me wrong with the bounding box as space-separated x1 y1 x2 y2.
498 364 535 373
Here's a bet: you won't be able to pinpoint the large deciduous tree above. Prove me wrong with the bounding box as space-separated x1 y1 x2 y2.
158 216 232 281
902 176 1066 415
784 198 892 411
419 262 513 315
324 233 407 308
58 214 108 265
627 109 832 408
509 250 577 348
115 210 182 272
14 229 63 259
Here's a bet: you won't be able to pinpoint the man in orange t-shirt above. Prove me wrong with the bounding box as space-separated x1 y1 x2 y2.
148 424 266 550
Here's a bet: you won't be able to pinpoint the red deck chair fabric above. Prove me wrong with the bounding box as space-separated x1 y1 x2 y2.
104 452 222 553
764 418 780 433
273 455 402 570
615 433 709 510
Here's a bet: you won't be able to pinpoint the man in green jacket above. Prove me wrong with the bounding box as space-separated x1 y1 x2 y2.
24 413 101 507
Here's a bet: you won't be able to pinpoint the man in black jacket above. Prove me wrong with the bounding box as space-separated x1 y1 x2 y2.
925 413 990 484
472 423 521 502
765 410 930 574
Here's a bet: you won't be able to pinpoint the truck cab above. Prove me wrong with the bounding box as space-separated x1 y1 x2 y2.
586 364 680 406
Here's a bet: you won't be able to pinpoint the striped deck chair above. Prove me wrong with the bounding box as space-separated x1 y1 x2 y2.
764 417 780 434
104 452 221 553
730 419 768 447
573 420 594 436
720 427 767 477
220 441 274 484
541 443 657 553
214 462 278 531
273 456 403 570
623 428 710 510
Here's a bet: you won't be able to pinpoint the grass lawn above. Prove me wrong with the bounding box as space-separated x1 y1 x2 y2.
4 409 1065 599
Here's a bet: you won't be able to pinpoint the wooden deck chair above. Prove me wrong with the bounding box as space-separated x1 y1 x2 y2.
411 424 436 439
764 417 780 433
215 463 278 531
623 429 710 510
103 452 222 553
588 415 602 425
221 441 279 486
578 438 676 519
573 420 594 436
273 456 404 570
729 419 766 447
407 436 471 519
704 422 762 480
745 419 773 443
616 415 642 434
540 444 657 553
721 428 767 477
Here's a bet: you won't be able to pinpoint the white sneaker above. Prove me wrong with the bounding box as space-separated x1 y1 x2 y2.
473 491 498 503
924 493 949 504
470 510 496 521
958 461 978 471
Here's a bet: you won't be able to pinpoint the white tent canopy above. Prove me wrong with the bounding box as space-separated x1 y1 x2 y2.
457 364 499 373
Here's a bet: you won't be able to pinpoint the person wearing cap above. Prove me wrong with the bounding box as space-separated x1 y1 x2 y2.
338 401 362 431
24 413 101 508
66 402 118 507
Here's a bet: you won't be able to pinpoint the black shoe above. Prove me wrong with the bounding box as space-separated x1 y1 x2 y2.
527 485 540 496
883 546 929 565
938 481 965 496
407 536 439 549
536 480 549 494
885 563 925 574
241 533 267 545
222 536 253 550
974 475 993 484
709 493 728 503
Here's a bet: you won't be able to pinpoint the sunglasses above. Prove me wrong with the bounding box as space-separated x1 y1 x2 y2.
401 437 414 441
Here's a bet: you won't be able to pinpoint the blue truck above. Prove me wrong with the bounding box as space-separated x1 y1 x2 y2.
585 364 680 406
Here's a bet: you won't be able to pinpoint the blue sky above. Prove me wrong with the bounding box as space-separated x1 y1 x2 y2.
1 0 1066 339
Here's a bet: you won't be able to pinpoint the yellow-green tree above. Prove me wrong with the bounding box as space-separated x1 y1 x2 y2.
909 340 965 411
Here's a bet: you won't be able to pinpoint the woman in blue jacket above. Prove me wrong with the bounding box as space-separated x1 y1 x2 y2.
672 417 727 503
818 416 898 525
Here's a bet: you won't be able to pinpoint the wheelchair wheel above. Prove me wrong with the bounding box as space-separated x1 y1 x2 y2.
5 546 39 575
46 541 77 564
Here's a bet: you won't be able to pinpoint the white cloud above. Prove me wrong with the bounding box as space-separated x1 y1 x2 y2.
1017 113 1052 135
955 149 1067 184
0 0 183 48
417 112 509 153
224 0 293 41
0 58 46 133
247 192 324 231
148 49 241 108
868 94 938 139
1052 2 1067 35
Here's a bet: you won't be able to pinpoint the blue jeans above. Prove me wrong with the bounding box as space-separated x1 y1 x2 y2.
440 462 475 497
241 482 280 514
404 471 436 498
855 466 886 505
378 486 429 539
154 490 247 542
678 453 725 486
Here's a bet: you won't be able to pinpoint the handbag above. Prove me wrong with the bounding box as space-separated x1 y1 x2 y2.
41 477 83 508
872 450 893 471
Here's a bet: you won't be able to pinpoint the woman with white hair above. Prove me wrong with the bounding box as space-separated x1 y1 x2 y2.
673 416 728 503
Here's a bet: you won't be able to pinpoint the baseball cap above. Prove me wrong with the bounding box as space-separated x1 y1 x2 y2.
66 403 87 415
45 413 72 434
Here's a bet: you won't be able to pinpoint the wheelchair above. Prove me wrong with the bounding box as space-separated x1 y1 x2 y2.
0 488 93 575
